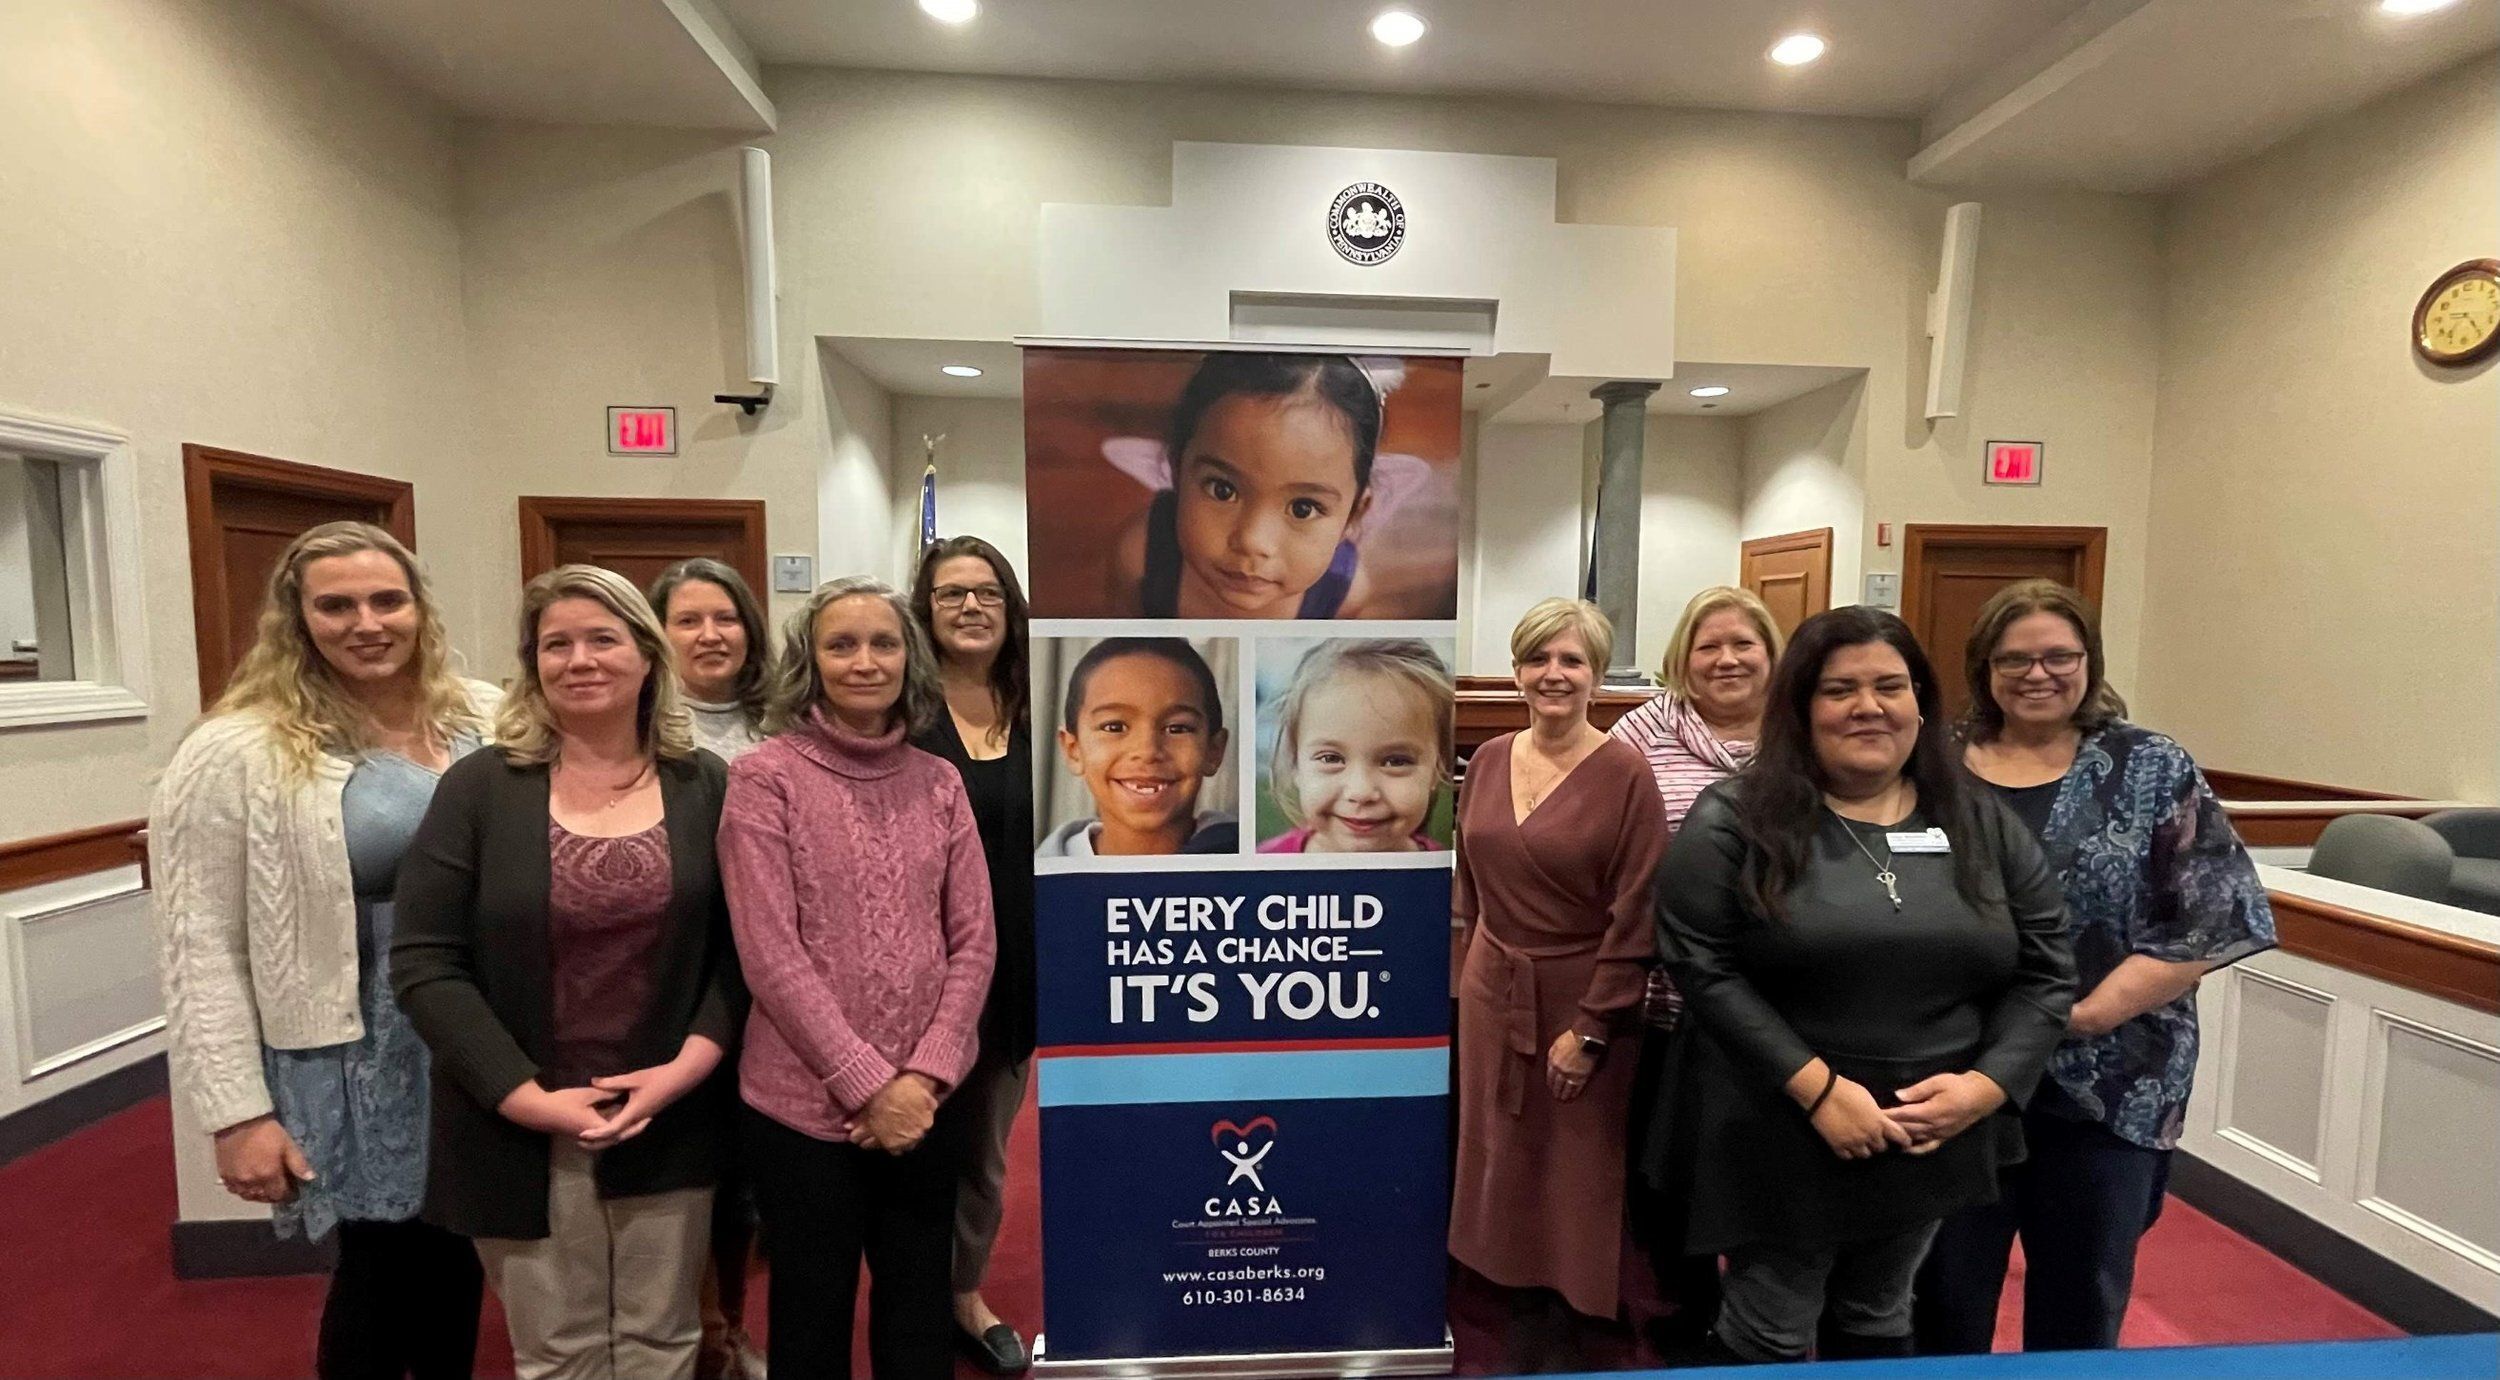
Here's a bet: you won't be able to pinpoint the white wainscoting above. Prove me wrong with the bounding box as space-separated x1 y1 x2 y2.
0 864 164 1120
2184 947 2500 1312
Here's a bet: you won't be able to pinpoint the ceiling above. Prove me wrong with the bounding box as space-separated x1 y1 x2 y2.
1910 0 2500 191
275 0 2497 193
825 337 1024 398
274 0 775 131
827 338 1862 427
723 0 2097 119
1485 363 1866 425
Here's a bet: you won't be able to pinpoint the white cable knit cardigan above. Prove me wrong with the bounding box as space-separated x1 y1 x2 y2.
150 681 500 1133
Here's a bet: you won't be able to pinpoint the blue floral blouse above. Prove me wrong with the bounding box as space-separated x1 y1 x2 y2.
2027 721 2276 1150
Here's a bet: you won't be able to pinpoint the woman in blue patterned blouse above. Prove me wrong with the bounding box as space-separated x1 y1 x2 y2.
1912 579 2276 1354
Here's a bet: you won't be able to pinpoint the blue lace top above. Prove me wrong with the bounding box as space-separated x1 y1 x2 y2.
2023 721 2276 1149
262 738 477 1240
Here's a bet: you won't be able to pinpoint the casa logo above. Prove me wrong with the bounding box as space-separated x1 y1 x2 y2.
1207 1114 1283 1216
1328 182 1405 266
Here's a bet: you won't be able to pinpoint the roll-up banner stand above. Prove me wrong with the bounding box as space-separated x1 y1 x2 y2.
1022 345 1462 1378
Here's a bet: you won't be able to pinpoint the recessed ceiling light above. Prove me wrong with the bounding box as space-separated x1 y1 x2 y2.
919 0 978 25
1768 33 1826 66
2380 0 2457 14
940 364 984 378
1371 10 1426 46
1689 385 1732 398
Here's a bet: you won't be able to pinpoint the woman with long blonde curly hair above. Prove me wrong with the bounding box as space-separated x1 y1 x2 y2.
152 520 499 1378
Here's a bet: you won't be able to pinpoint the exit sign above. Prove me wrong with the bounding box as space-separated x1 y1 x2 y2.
608 406 677 456
1985 440 2042 486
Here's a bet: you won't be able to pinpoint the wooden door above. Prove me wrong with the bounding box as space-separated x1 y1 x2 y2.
517 497 768 601
183 445 415 703
1900 523 2106 722
1739 528 1833 637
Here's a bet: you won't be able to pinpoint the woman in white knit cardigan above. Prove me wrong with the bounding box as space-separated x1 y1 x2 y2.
152 521 499 1379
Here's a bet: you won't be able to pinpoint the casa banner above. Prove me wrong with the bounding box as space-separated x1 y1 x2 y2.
1022 345 1460 1376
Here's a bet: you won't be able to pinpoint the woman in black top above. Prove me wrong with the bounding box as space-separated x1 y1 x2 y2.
1654 606 2075 1365
394 565 742 1378
908 535 1037 1375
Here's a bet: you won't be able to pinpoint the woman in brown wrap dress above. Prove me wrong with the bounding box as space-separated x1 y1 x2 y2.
1450 598 1669 1370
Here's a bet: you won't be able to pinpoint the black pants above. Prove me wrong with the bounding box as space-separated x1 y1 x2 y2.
315 1217 484 1380
1912 1111 2171 1354
746 1104 961 1380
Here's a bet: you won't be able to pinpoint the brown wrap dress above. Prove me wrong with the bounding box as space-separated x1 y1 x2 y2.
1448 734 1670 1319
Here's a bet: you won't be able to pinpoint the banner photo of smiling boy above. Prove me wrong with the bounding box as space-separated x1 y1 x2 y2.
1022 346 1461 1377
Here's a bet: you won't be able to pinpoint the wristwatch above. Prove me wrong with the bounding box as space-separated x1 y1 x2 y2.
1576 1033 1608 1058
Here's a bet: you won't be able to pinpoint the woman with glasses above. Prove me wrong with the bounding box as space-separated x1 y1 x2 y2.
907 536 1037 1374
1914 580 2274 1355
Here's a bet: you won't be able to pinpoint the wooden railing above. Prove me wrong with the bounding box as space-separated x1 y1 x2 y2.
0 819 149 892
2267 887 2499 1015
1455 677 1652 755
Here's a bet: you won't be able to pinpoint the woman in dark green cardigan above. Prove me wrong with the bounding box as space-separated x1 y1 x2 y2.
394 565 743 1380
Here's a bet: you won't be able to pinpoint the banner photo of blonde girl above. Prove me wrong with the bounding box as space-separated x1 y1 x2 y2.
1254 635 1457 855
1022 347 1462 620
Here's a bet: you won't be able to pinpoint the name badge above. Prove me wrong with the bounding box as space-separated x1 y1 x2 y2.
1888 828 1952 854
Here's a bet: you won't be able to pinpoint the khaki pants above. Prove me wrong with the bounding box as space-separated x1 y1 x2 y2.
951 1056 1030 1294
476 1141 713 1380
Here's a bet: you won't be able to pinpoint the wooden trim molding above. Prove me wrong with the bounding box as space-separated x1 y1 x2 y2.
2229 804 2453 849
515 495 770 597
1456 685 1651 754
0 819 148 893
182 445 417 706
2206 768 2416 803
2270 889 2500 1015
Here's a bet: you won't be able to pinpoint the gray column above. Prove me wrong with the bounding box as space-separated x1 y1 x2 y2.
1590 380 1659 682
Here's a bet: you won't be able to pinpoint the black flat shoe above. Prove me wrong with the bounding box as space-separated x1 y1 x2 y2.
957 1322 1030 1375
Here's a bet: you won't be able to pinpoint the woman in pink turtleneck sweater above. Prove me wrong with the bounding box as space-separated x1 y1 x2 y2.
718 576 994 1380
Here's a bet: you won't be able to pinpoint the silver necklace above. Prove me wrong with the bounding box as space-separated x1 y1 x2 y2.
1836 815 1903 911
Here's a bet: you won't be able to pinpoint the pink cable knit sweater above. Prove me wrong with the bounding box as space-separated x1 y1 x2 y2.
719 708 995 1140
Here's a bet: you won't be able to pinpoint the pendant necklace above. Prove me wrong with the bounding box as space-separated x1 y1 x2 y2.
1838 817 1903 911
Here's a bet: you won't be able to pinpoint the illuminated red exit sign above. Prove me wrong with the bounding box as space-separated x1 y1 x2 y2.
607 406 677 456
1985 440 2042 486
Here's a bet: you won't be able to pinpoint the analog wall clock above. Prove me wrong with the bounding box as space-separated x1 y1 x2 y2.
2413 258 2500 367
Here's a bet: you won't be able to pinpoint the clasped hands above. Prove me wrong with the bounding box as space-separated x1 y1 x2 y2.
1790 1063 2006 1161
848 1073 939 1155
497 1035 724 1148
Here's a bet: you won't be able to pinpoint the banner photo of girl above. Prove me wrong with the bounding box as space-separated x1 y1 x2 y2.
1022 348 1463 620
1254 636 1457 854
1033 635 1243 861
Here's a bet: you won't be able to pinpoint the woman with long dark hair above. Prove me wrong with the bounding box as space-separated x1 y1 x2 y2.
1654 606 2075 1365
907 535 1037 1373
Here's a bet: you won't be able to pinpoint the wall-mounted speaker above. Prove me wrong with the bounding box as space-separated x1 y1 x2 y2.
740 146 780 391
1924 201 1981 421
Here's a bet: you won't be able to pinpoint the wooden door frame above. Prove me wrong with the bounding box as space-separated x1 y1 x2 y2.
1898 522 2107 650
516 496 770 597
182 444 416 701
1740 527 1834 573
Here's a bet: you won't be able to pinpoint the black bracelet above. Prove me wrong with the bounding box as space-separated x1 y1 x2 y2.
1804 1066 1840 1117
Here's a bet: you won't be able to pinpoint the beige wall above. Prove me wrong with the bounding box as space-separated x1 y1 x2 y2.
2137 56 2500 800
0 0 468 840
452 121 827 648
1741 377 1872 614
1636 417 1744 678
889 394 1029 582
445 66 2164 675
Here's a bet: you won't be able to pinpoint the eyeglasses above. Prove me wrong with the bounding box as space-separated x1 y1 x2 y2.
1990 650 2085 676
933 584 1006 609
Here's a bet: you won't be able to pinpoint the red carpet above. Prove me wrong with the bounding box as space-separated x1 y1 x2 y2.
0 1091 2396 1377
